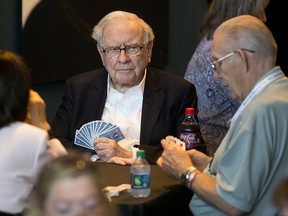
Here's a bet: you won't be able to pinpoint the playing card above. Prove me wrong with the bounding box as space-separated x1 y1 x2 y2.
100 126 125 141
74 120 125 150
74 130 94 150
165 135 186 150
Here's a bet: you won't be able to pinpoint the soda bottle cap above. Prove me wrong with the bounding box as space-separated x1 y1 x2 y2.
136 150 145 157
185 107 195 115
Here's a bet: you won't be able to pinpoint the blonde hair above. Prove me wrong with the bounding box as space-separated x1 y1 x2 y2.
27 151 118 216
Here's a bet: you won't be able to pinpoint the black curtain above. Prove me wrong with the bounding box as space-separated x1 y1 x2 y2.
0 0 22 53
266 1 288 75
21 0 169 84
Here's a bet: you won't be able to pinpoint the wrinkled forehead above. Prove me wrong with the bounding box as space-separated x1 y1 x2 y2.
104 18 143 35
212 31 225 53
103 19 144 44
212 28 234 54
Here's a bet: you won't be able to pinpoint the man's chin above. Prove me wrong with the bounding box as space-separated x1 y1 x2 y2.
223 86 237 99
230 91 240 100
115 78 135 87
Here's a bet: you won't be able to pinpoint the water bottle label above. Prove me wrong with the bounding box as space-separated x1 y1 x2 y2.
180 132 200 150
131 173 150 189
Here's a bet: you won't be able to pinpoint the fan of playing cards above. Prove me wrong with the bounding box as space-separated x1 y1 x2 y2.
74 120 125 150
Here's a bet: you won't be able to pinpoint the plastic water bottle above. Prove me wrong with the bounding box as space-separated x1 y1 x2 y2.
130 150 151 198
179 107 206 152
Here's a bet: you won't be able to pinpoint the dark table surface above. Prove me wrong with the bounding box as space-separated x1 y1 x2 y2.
96 162 194 216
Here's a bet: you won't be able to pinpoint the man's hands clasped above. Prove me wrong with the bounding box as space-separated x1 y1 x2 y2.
93 137 135 165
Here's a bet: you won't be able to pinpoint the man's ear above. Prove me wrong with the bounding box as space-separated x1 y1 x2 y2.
146 41 154 62
97 44 105 64
237 49 249 73
97 44 103 55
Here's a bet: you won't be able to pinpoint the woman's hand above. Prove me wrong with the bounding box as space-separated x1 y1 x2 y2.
25 90 51 131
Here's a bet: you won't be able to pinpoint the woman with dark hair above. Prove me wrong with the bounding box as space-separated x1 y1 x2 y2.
0 50 31 127
0 50 66 216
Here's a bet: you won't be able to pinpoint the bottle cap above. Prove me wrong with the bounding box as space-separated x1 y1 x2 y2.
136 150 145 157
185 107 195 115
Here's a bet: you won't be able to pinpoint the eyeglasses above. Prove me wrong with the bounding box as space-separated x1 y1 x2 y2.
102 44 144 58
210 48 255 71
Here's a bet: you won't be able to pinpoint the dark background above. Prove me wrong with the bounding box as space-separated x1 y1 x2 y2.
0 0 286 122
0 0 22 53
265 0 287 73
21 0 169 84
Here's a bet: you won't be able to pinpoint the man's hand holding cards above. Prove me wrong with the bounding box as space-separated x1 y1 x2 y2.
165 135 186 150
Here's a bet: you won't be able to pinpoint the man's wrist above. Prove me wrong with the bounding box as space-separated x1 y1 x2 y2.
181 166 199 189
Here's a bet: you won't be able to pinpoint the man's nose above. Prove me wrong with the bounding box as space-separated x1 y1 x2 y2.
118 49 130 62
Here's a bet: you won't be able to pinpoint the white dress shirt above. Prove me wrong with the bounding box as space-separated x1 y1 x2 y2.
102 71 146 155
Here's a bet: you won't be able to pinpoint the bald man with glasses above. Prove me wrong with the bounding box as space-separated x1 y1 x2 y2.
157 15 288 215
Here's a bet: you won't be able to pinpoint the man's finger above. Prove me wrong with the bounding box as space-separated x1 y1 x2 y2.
156 156 163 167
160 138 174 150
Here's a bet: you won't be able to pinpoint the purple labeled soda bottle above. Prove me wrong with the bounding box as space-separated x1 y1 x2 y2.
179 108 205 152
